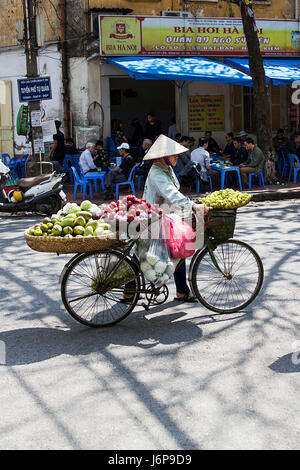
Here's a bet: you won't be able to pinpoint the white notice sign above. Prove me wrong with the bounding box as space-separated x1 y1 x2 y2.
31 110 41 127
42 118 56 142
33 138 44 153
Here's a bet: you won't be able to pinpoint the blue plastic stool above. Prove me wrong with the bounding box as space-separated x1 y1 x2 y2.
248 170 265 189
114 166 136 200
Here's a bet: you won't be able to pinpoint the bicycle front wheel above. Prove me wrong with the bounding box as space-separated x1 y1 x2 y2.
190 239 264 314
61 250 141 327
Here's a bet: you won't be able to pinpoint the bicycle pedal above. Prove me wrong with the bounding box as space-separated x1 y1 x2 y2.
141 302 150 311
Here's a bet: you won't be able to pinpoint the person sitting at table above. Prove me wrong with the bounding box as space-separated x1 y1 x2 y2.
64 137 78 156
94 140 110 171
189 138 219 190
176 136 191 174
104 143 134 199
230 137 248 166
239 138 265 186
79 142 97 174
204 130 220 154
285 131 300 158
221 132 235 161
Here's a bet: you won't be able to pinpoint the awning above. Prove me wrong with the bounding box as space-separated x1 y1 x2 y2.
225 58 300 85
106 56 253 86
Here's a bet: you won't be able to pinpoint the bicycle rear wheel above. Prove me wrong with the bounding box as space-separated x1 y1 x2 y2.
190 239 264 314
61 250 141 327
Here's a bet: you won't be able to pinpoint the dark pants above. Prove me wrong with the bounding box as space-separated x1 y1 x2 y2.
174 259 190 295
105 170 127 190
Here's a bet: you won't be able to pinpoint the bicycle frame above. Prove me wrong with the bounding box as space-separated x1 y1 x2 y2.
60 232 226 313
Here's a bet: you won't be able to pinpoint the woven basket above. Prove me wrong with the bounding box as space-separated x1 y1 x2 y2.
206 209 237 242
24 230 125 254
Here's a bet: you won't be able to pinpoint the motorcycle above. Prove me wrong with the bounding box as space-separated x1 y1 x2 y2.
0 161 67 215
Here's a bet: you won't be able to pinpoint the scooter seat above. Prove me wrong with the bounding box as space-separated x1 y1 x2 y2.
19 174 52 188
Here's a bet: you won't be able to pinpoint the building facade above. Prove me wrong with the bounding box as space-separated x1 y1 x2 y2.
0 0 299 155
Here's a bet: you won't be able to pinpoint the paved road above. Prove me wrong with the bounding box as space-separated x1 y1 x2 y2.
0 200 300 450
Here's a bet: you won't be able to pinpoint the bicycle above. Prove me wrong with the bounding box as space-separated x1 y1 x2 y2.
60 226 264 327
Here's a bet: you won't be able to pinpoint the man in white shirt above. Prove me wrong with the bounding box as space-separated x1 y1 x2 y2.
191 139 211 169
79 142 97 174
190 138 218 190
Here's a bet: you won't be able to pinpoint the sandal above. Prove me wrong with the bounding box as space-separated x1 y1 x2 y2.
174 294 197 303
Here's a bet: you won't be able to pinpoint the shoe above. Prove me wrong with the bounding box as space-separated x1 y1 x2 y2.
174 294 197 303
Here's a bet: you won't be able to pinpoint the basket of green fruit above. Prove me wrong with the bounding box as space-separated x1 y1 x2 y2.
197 189 251 242
24 200 123 254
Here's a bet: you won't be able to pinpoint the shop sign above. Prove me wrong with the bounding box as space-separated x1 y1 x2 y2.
99 16 300 57
188 95 225 132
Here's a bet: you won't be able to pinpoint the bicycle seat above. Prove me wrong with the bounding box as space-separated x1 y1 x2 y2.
19 174 51 188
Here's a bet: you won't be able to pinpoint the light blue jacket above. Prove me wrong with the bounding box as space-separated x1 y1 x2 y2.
143 161 193 210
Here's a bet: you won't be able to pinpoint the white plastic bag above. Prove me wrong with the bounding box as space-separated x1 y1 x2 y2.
137 238 175 287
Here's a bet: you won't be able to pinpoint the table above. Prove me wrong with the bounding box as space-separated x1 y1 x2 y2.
84 171 106 194
211 163 242 190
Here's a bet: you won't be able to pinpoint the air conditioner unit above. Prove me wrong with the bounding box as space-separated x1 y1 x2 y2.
161 10 192 18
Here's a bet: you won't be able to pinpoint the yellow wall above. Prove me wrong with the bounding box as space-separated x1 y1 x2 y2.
86 0 299 19
0 0 60 48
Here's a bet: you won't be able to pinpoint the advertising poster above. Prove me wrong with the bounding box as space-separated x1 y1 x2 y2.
188 95 225 132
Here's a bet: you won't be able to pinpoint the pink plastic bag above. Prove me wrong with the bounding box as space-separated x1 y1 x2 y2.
163 215 196 259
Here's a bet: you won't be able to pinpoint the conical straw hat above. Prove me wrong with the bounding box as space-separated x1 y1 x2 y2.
143 134 188 160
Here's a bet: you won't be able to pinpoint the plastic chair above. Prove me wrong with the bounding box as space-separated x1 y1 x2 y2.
71 166 93 200
137 174 144 191
194 175 212 193
248 170 265 189
7 157 20 178
287 153 300 183
1 153 11 164
63 154 75 182
114 166 136 200
19 154 30 177
280 149 289 179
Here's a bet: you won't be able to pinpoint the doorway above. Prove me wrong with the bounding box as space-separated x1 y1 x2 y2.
110 78 175 143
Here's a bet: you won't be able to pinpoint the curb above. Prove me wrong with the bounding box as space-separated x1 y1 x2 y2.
249 188 300 202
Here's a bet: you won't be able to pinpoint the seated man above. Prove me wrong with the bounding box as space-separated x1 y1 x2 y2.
273 128 289 154
221 132 235 161
204 130 220 154
231 137 248 166
285 132 300 158
186 138 219 190
104 143 134 199
93 140 110 171
176 136 191 174
239 138 265 186
79 142 97 174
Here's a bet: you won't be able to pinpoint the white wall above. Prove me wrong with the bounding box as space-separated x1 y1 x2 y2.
0 44 63 154
69 57 89 127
